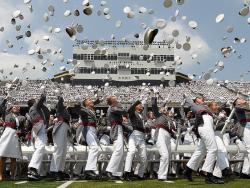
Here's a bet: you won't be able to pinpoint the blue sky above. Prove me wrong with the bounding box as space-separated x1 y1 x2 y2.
0 0 249 81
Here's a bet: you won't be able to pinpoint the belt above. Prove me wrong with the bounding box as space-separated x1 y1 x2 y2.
81 122 97 127
4 122 17 130
134 127 145 133
155 124 170 132
57 116 69 124
111 120 122 126
197 110 212 116
240 118 250 123
32 117 44 125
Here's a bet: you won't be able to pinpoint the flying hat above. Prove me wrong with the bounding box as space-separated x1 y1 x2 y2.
66 26 76 40
164 0 173 8
176 0 185 5
239 6 249 16
188 20 198 29
215 13 224 23
144 28 158 45
64 10 71 17
155 19 167 29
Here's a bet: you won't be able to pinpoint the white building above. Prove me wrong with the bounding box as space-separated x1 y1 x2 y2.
70 40 178 86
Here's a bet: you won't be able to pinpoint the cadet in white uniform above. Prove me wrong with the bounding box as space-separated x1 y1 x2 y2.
124 100 148 180
105 96 127 180
27 93 50 181
184 95 220 184
79 98 101 179
151 97 176 181
0 104 25 181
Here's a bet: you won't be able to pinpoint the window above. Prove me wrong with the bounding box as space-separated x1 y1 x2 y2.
73 54 77 59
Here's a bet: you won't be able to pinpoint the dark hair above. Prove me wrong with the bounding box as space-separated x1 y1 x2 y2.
82 99 87 107
27 99 36 108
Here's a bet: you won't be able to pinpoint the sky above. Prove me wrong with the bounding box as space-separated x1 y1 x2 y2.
0 0 250 81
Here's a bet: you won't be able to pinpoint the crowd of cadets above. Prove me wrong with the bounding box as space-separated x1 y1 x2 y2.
0 89 250 184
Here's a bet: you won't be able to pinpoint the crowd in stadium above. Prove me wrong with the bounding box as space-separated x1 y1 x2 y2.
1 80 250 105
0 80 250 184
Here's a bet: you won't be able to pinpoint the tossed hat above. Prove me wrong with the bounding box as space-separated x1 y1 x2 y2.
144 28 158 45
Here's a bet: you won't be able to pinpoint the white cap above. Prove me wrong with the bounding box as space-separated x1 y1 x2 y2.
155 19 167 29
13 10 21 18
175 42 182 49
81 43 88 50
123 6 132 14
64 10 71 17
60 66 66 71
226 26 234 33
24 0 32 4
139 7 147 14
172 29 179 37
54 28 61 33
247 17 250 24
76 25 84 33
217 61 224 67
215 13 224 23
183 42 191 51
115 20 122 28
103 7 110 15
188 21 198 29
206 78 214 85
43 35 50 41
82 0 90 6
169 80 175 87
28 49 35 55
127 11 135 18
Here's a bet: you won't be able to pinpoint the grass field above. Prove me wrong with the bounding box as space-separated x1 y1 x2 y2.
1 178 250 188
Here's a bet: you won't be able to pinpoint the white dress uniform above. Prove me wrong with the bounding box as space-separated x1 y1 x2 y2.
0 114 22 159
106 105 127 177
156 128 171 179
106 125 124 176
151 97 175 180
79 107 100 173
85 126 100 171
213 131 229 178
187 114 218 173
29 123 47 171
28 94 49 173
73 119 88 176
234 106 250 175
242 123 250 175
124 129 147 177
124 105 147 178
